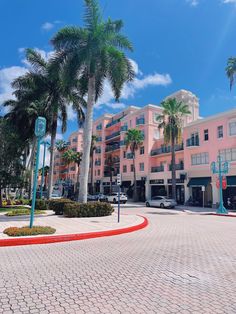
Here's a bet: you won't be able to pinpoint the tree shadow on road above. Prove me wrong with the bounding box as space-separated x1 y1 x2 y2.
146 211 179 215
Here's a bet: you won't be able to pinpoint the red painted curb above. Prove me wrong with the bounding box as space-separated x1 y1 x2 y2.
207 213 236 218
0 215 148 247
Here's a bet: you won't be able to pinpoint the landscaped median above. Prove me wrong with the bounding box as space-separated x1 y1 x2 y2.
0 199 148 247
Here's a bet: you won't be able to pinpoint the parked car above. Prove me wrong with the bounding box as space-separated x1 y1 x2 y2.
106 192 127 204
146 196 177 209
50 193 62 199
87 194 97 201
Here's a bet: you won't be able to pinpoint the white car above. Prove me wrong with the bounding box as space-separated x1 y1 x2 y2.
146 196 177 209
106 192 127 204
51 193 62 199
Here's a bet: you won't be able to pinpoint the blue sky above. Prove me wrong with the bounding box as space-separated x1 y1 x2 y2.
1 0 236 140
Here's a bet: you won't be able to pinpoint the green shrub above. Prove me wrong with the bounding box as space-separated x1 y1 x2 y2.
47 199 74 215
64 201 114 218
3 226 56 237
6 209 46 216
29 199 48 210
20 199 30 206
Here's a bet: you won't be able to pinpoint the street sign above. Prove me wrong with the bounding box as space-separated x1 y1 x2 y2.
117 174 122 186
201 186 205 192
35 117 46 138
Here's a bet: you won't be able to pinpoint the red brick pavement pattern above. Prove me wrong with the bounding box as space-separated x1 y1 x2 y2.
0 207 236 314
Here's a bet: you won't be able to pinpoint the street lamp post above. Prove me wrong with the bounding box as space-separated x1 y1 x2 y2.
211 155 229 214
30 117 46 228
40 140 50 199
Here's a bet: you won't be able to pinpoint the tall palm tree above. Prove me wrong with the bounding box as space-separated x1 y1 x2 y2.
62 149 82 196
226 57 236 90
39 165 50 190
51 0 135 202
125 129 143 202
11 48 85 199
90 135 97 194
105 154 115 194
55 140 69 152
156 98 190 201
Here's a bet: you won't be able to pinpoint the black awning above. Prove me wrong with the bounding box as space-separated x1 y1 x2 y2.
187 177 211 187
227 176 236 186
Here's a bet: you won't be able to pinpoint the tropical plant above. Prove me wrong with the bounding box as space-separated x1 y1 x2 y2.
39 165 50 190
10 48 85 199
62 149 82 195
125 129 143 201
156 98 190 201
90 135 97 194
226 57 236 90
51 0 135 202
55 140 69 152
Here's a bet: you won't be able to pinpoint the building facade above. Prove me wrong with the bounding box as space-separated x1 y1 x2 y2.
53 90 236 208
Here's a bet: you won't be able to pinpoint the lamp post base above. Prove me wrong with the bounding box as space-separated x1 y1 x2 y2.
216 205 228 215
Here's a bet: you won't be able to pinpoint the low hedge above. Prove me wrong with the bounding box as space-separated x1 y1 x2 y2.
47 199 74 215
29 199 48 210
64 201 114 218
6 209 46 216
3 226 56 237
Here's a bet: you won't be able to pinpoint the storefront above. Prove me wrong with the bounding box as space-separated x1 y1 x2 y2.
187 177 212 207
167 179 185 204
150 179 166 197
223 176 236 209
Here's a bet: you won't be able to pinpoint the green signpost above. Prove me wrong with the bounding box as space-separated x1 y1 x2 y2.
211 155 229 214
40 140 50 199
30 117 46 228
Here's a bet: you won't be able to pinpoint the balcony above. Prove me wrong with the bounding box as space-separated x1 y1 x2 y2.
151 143 184 156
120 140 126 146
105 131 120 141
105 157 120 165
105 144 120 152
186 136 199 147
169 163 184 171
104 170 120 177
120 125 128 132
106 117 122 128
136 118 145 125
151 165 164 173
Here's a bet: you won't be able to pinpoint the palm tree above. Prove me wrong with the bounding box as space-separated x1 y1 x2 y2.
39 165 50 190
11 48 85 199
156 98 190 201
226 57 236 90
62 149 82 196
105 154 115 194
55 140 68 152
51 0 135 202
90 135 97 194
125 129 143 202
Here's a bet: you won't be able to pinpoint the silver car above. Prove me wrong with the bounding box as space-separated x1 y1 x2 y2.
146 196 177 209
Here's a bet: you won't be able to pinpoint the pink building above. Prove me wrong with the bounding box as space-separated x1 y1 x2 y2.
53 89 236 208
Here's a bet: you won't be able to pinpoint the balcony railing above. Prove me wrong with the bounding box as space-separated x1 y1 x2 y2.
136 118 145 125
105 144 120 152
186 136 199 147
106 118 121 128
120 125 128 132
169 163 184 171
151 165 164 173
120 140 126 146
105 131 120 140
104 170 120 177
151 143 184 156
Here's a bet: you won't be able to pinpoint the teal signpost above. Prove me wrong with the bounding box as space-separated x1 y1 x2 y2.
211 155 229 214
30 117 46 228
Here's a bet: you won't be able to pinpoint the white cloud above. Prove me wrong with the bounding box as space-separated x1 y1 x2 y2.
223 0 236 3
186 0 199 6
0 66 27 114
105 102 126 109
41 22 54 31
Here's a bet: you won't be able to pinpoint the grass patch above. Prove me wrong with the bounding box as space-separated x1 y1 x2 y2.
0 206 29 213
3 226 56 237
5 209 46 216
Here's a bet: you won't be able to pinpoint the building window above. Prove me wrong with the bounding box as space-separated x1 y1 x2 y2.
217 125 223 138
98 169 100 176
229 121 236 136
204 129 209 141
123 151 126 158
130 164 134 172
123 165 127 173
140 146 145 155
95 170 96 176
191 152 209 165
219 148 236 162
139 163 144 171
72 138 77 143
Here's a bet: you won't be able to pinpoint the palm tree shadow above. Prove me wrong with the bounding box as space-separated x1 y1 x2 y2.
146 211 178 215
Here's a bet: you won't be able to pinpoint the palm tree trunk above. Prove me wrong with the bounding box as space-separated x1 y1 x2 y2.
79 76 95 203
110 169 113 194
47 113 57 199
171 135 176 201
91 155 94 194
0 185 2 208
133 152 138 202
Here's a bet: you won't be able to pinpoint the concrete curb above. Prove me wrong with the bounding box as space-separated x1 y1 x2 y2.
0 215 148 247
206 213 236 218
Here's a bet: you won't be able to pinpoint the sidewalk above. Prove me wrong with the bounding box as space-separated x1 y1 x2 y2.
0 211 145 239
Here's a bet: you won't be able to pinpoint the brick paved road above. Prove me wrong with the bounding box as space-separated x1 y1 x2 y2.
0 206 236 314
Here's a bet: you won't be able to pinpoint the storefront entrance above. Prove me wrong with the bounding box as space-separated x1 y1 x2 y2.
168 185 185 204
